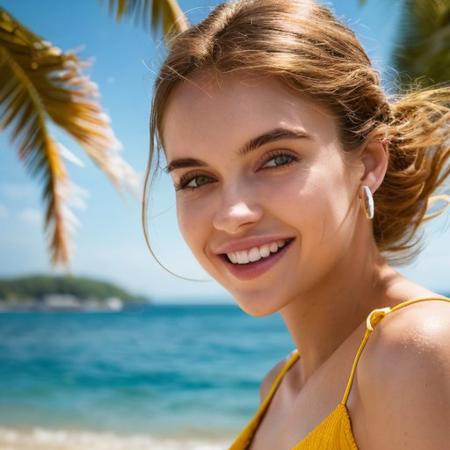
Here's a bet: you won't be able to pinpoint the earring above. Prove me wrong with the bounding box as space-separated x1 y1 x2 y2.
361 185 374 220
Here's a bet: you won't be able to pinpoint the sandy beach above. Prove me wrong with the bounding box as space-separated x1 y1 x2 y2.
0 427 230 450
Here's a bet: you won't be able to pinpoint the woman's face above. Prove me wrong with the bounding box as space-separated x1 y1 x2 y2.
162 71 364 316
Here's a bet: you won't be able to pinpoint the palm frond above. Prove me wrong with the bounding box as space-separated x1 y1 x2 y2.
100 0 189 44
391 0 450 89
0 43 72 265
0 7 139 267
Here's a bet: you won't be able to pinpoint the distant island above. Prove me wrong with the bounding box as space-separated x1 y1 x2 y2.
0 274 151 312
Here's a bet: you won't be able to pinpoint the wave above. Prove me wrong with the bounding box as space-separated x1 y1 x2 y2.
0 427 230 450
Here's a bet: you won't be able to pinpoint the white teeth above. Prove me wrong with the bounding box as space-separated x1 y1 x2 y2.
228 253 238 264
259 245 271 258
248 247 261 262
226 239 291 265
236 251 249 264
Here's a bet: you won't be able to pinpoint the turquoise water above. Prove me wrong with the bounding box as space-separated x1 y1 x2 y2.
0 305 294 448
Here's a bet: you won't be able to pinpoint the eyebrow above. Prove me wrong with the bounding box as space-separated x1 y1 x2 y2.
163 127 312 174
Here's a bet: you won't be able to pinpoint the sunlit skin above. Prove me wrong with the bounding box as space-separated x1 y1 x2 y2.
161 70 448 448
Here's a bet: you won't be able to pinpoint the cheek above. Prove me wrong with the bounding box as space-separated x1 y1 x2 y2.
299 169 357 257
268 164 353 247
176 196 211 256
257 169 330 229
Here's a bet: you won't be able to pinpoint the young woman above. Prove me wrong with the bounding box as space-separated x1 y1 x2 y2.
142 0 450 448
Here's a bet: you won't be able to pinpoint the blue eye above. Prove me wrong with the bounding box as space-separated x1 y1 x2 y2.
175 174 212 191
174 151 299 192
261 152 298 169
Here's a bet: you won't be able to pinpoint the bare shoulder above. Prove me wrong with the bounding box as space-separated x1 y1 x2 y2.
356 298 450 449
259 353 293 404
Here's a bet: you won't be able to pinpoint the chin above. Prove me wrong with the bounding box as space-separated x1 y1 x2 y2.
231 291 282 317
242 306 275 318
203 259 296 315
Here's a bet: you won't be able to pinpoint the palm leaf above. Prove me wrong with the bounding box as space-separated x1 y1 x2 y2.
100 0 189 44
358 0 449 90
0 43 72 265
0 7 138 267
392 0 450 89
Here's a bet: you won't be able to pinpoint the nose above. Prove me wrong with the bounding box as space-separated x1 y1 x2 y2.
212 189 263 234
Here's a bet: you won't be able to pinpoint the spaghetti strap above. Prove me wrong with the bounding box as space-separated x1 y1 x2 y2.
340 295 450 406
263 348 298 388
228 349 300 449
260 349 299 405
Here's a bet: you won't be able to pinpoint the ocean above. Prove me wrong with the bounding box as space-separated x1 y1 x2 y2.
0 304 295 449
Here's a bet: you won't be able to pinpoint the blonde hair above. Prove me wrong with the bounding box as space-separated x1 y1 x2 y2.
142 0 449 277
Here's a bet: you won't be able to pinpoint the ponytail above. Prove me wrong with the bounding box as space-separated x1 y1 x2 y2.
374 86 449 264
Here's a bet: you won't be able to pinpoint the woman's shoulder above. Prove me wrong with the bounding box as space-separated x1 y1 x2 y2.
360 294 450 376
359 293 450 382
355 294 450 449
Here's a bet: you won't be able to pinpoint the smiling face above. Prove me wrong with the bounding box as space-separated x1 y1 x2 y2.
161 70 365 316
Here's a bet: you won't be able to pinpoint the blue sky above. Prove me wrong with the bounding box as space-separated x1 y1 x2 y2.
0 0 448 302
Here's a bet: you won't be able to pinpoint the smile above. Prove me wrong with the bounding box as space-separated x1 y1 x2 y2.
218 238 295 280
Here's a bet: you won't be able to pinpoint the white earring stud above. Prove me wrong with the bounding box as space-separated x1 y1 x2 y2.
361 185 374 220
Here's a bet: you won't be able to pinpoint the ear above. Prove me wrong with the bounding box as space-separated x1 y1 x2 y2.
358 129 389 194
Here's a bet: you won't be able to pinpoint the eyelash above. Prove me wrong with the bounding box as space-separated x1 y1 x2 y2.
174 150 300 192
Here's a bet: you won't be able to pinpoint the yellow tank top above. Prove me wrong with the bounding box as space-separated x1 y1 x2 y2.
228 296 450 449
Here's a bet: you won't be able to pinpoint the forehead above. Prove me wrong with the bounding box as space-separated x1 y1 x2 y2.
161 70 339 159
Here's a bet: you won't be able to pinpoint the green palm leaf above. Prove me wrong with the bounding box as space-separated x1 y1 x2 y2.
359 0 450 90
0 7 138 267
392 0 450 89
100 0 189 44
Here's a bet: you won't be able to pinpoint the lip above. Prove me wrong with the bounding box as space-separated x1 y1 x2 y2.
217 238 295 280
214 235 295 255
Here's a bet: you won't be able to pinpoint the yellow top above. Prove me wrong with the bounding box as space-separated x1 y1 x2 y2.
228 296 450 449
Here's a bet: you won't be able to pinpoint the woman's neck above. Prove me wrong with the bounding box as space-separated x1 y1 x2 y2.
278 244 403 385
